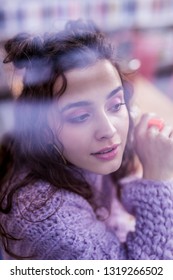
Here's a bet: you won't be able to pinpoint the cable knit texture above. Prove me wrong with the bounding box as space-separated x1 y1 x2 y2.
1 178 173 259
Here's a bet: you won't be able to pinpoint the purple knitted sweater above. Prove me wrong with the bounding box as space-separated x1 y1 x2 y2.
1 178 173 259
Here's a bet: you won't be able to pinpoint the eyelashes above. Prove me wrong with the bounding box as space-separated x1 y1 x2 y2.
66 102 126 124
68 113 90 123
108 102 126 113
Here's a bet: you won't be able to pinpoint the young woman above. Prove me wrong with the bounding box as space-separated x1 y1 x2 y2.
0 20 173 260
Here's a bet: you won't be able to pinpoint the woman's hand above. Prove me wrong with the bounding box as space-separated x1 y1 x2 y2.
134 113 173 181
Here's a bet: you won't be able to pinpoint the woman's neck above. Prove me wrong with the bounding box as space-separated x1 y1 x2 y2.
81 170 111 193
85 173 103 191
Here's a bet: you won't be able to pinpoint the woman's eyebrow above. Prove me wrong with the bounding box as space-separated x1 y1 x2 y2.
60 86 123 113
60 101 92 113
106 86 123 100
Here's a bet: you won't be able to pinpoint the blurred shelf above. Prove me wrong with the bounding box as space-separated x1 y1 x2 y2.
1 0 173 40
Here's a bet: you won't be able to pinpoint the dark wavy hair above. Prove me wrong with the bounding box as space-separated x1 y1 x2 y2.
0 19 135 258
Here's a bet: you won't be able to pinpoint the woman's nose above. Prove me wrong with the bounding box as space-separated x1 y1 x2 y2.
95 114 117 140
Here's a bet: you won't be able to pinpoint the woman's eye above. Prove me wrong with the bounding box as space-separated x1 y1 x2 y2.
68 114 90 123
109 102 126 112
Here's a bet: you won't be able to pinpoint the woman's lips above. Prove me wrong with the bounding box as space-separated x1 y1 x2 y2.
91 144 120 160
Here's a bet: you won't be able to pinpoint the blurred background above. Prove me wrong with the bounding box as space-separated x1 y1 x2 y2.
0 0 173 260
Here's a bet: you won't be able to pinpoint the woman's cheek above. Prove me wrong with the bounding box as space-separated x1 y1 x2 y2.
58 125 85 150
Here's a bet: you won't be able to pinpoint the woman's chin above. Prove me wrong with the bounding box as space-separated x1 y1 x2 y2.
86 162 122 175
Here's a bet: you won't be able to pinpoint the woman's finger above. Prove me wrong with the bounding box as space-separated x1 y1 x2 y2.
159 125 173 139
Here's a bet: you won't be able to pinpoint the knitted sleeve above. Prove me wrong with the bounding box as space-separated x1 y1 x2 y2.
121 179 173 259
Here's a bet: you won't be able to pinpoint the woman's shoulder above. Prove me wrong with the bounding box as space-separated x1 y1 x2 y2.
12 178 94 222
2 179 107 260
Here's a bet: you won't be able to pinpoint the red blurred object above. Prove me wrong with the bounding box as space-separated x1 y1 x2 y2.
148 118 164 131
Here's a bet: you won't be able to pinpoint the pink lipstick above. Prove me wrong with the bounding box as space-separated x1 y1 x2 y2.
91 144 120 160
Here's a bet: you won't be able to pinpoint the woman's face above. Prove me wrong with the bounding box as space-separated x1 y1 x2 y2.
51 59 129 175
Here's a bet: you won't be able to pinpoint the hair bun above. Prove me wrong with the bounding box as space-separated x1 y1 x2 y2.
3 33 44 69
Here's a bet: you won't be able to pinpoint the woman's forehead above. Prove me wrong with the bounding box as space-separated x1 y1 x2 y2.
53 60 121 97
52 61 123 113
